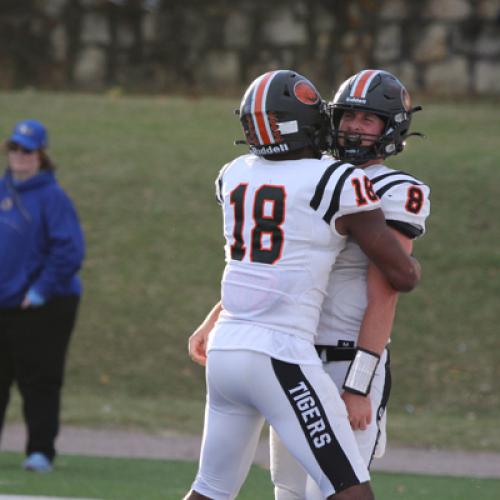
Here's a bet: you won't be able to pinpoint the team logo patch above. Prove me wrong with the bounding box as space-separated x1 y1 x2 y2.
294 80 320 105
18 124 33 136
1 197 13 211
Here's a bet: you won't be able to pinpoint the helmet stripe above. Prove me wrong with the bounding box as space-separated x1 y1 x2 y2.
251 71 278 145
351 70 379 98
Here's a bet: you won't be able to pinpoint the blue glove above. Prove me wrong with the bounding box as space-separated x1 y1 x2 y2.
25 289 46 307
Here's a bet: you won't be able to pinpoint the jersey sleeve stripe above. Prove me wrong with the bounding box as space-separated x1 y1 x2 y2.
310 161 346 210
375 179 421 198
215 162 231 205
322 167 355 224
216 177 224 204
370 170 406 184
386 219 423 239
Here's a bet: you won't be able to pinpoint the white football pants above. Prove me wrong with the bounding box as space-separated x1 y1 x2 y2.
191 349 370 499
271 350 389 500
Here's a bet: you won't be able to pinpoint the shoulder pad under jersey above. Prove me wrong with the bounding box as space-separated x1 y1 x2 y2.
310 160 381 225
370 169 430 238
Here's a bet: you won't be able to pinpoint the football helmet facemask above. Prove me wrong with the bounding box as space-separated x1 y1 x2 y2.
329 69 422 163
238 70 328 157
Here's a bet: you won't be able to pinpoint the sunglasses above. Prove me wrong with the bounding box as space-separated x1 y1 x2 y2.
7 142 36 154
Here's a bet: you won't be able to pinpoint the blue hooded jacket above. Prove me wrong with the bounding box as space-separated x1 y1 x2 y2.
0 169 84 308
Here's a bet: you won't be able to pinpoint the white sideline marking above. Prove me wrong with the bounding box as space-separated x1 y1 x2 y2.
0 496 99 500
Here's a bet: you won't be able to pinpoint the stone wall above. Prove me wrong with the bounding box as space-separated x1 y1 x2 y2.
0 0 499 95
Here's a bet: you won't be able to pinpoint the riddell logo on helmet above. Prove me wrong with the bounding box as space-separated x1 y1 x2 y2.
346 96 367 104
250 143 290 155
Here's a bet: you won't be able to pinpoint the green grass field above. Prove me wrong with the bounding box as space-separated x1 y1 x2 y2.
1 452 499 500
1 90 499 455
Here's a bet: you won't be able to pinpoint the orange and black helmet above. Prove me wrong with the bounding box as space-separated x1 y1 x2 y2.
239 70 328 157
329 69 422 163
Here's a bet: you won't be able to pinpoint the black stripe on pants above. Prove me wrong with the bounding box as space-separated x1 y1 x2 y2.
271 357 360 494
369 349 392 469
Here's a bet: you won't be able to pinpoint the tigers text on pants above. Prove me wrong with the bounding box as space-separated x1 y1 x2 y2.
271 349 391 499
191 349 369 499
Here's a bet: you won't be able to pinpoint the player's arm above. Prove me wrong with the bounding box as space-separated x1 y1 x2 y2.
358 229 412 354
342 229 413 430
188 301 222 367
189 162 230 366
336 208 420 292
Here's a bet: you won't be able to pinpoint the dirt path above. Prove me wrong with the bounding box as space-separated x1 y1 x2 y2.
2 424 500 479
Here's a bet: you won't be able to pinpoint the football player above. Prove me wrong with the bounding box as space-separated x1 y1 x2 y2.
184 69 420 500
270 70 431 499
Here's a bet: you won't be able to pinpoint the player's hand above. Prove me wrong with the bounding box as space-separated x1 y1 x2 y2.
21 296 31 309
188 327 210 367
21 289 45 309
342 391 372 430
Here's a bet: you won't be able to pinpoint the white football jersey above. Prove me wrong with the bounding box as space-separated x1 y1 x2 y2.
316 163 431 345
209 154 381 362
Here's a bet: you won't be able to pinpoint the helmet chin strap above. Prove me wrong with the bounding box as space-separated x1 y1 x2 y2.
342 131 380 147
336 130 381 164
344 133 362 147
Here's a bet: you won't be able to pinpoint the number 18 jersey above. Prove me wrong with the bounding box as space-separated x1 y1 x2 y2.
208 154 380 363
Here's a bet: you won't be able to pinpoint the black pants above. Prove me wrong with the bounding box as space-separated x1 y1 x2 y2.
0 295 80 461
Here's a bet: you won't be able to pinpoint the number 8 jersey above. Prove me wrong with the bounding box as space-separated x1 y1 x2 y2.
316 164 431 346
209 154 381 364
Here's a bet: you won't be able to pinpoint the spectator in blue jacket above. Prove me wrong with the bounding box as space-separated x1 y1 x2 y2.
0 119 85 473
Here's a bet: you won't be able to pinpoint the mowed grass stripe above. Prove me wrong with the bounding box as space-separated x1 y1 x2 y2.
1 452 500 500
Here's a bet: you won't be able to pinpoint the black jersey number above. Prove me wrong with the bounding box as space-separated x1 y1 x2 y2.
352 176 379 206
405 186 424 214
229 184 286 264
